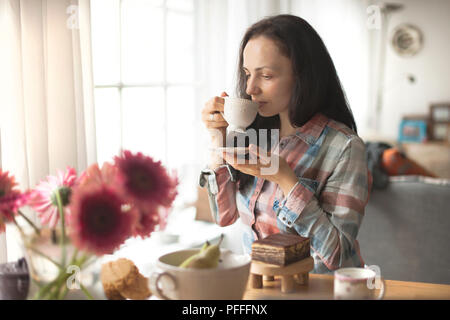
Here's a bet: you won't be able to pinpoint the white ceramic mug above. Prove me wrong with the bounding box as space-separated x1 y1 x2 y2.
334 267 385 300
221 97 259 133
149 249 251 300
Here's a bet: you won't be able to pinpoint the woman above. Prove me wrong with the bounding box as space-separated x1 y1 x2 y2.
199 14 371 274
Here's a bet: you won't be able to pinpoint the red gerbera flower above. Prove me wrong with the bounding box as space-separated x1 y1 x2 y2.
114 150 179 208
132 204 172 239
0 170 28 233
68 184 137 255
132 205 160 239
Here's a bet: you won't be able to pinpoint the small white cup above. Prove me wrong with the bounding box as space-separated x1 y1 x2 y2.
334 267 385 300
149 249 251 300
221 97 259 133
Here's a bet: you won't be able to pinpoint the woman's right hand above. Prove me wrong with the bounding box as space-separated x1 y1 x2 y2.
201 92 229 145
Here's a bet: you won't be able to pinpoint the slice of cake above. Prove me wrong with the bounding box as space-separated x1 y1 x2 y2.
251 233 310 266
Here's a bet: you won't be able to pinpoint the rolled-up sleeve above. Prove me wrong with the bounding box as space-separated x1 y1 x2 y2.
275 137 370 271
199 164 239 227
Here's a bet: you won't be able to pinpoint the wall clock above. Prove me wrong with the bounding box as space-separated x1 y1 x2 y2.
391 24 423 57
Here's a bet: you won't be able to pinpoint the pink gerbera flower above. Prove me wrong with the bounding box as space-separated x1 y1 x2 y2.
114 150 179 208
28 167 78 228
68 184 137 255
0 170 28 233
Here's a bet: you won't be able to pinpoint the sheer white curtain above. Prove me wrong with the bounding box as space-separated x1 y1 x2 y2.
0 137 5 263
0 0 95 261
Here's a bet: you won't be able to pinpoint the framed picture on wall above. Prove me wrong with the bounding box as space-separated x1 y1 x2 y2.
432 123 450 141
429 103 450 141
430 104 450 122
398 119 427 143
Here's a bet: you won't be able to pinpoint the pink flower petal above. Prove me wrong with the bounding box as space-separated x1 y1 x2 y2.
28 167 78 228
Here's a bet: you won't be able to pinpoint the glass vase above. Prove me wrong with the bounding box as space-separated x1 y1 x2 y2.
12 227 103 300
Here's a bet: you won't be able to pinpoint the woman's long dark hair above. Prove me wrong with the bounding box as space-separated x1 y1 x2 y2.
234 14 357 191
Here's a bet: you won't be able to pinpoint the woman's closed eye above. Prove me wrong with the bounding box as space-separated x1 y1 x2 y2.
245 73 272 80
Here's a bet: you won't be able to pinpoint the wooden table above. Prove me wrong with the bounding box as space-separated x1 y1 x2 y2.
244 273 450 300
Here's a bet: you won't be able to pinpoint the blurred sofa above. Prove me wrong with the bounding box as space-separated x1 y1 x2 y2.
358 175 450 285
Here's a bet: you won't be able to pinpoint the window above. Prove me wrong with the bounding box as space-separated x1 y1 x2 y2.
90 0 199 206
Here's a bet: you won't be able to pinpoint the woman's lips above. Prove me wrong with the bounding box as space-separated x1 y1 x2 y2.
257 102 267 109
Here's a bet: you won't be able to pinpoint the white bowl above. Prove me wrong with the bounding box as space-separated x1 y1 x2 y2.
149 249 251 300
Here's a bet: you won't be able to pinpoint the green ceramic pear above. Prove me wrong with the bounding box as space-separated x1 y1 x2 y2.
179 240 210 268
179 234 224 269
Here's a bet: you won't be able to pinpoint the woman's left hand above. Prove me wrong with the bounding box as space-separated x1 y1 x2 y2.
222 144 299 196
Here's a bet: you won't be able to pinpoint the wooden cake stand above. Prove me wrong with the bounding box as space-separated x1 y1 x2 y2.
250 256 314 293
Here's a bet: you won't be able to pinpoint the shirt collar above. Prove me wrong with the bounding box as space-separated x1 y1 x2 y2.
292 113 330 145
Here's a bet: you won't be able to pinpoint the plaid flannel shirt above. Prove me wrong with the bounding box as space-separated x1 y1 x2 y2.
199 113 372 274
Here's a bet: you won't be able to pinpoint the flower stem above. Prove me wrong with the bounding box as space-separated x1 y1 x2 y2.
77 254 95 300
80 283 94 300
55 249 80 300
28 245 63 270
17 210 41 236
33 272 64 300
59 286 69 300
54 189 66 266
69 248 79 267
56 253 93 300
36 248 79 300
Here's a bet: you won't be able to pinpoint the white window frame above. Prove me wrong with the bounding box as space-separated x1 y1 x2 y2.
92 0 202 165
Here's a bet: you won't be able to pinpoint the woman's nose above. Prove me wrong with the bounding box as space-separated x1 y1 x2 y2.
246 77 261 96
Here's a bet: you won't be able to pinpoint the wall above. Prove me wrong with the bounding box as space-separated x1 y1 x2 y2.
291 0 370 137
377 0 450 139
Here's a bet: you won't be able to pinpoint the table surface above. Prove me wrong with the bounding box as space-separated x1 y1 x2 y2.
243 274 450 300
